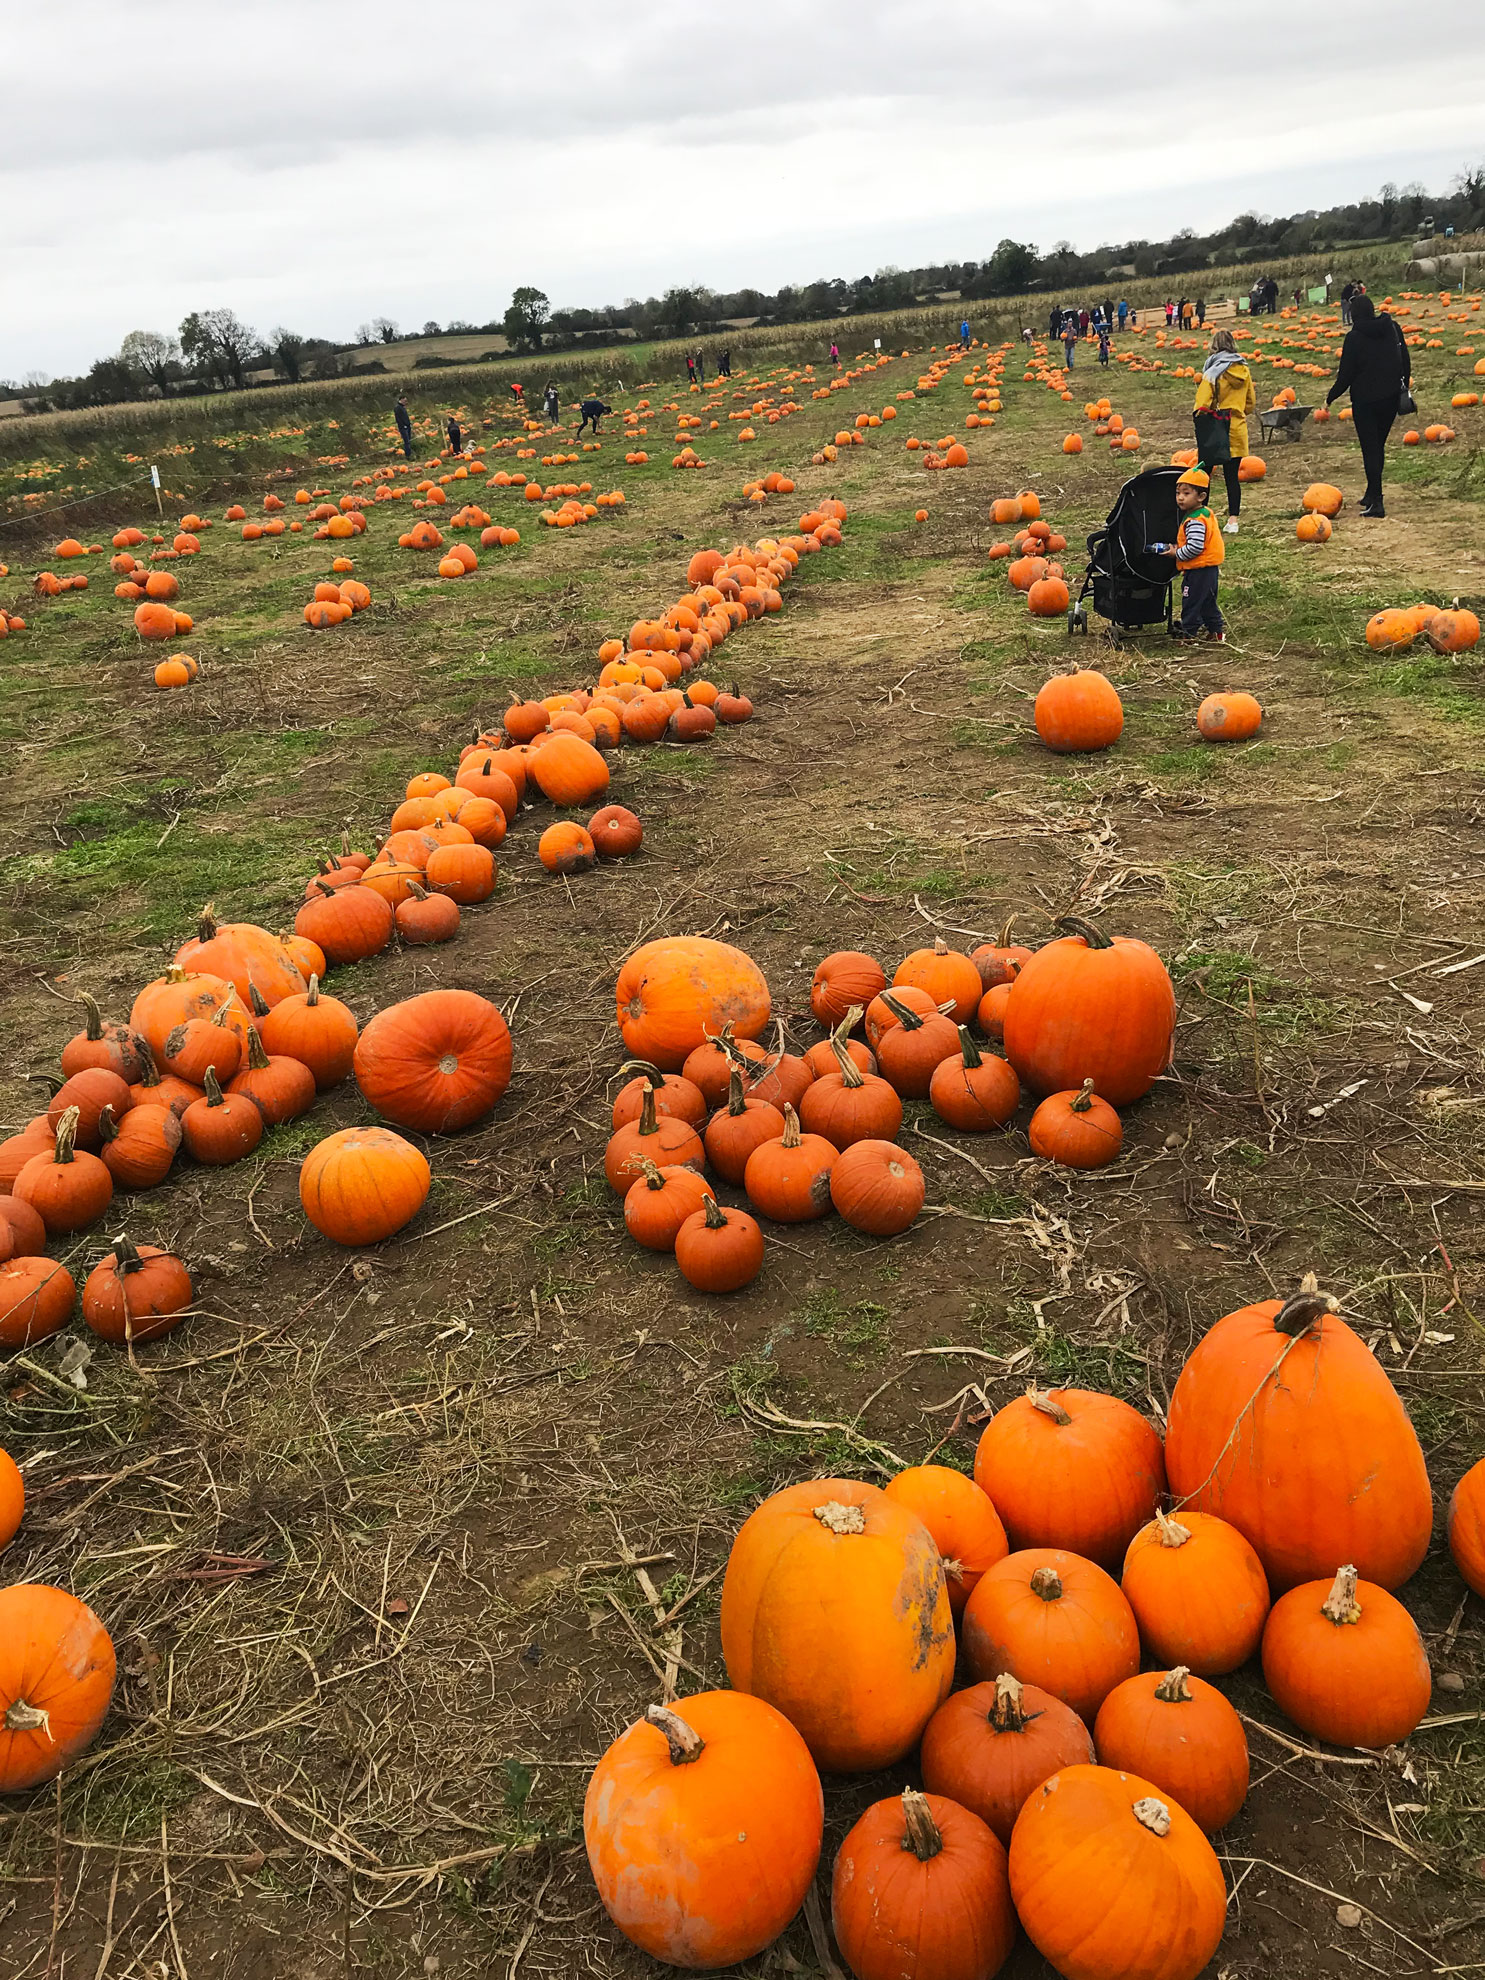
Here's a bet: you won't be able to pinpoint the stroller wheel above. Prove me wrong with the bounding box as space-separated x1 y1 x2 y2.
1068 605 1087 635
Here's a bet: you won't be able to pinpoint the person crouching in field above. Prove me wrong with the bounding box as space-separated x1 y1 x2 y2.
1192 329 1255 535
1152 468 1226 642
577 396 612 437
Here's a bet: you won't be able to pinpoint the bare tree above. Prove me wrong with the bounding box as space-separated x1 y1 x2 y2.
118 330 180 396
356 323 374 346
373 317 398 343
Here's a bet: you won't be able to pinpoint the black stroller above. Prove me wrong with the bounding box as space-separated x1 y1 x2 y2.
1069 464 1181 641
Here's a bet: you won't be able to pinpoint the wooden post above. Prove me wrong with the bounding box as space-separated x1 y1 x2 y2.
150 465 163 518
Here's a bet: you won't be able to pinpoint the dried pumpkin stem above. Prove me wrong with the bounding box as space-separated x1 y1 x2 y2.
1055 915 1111 950
900 1789 943 1861
725 1068 748 1117
645 1704 704 1766
247 981 270 1018
1272 1271 1339 1338
780 1105 801 1150
113 1234 146 1274
957 1025 984 1069
700 1194 727 1231
1030 1566 1063 1602
636 1084 659 1138
52 1106 81 1166
78 992 106 1043
305 976 322 1006
1153 1507 1192 1548
1132 1796 1172 1837
636 1158 667 1191
203 1068 226 1107
244 1029 271 1072
989 1672 1031 1732
618 1059 666 1092
831 1005 865 1050
1027 1385 1073 1427
1321 1564 1362 1626
4 1699 50 1737
1068 1078 1096 1115
829 1034 866 1089
880 990 926 1031
134 1038 161 1087
1154 1667 1194 1704
197 903 219 941
813 1500 866 1536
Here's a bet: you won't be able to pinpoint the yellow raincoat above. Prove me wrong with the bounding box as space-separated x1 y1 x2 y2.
1193 359 1256 459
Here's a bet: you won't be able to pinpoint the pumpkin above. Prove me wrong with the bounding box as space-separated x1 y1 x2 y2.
616 936 771 1070
1120 1509 1269 1675
742 1105 836 1222
611 1061 707 1131
1009 1766 1227 1980
82 1237 193 1345
1448 1458 1485 1597
721 1477 954 1771
1002 917 1175 1106
529 732 610 807
395 883 460 944
1196 692 1262 742
0 1194 46 1259
830 1139 924 1236
800 1035 903 1148
1426 607 1480 654
294 882 393 964
60 994 144 1084
0 1256 76 1348
182 1069 264 1164
922 1673 1094 1846
893 937 983 1025
1093 1668 1249 1833
97 1102 182 1190
125 1040 202 1119
300 1126 431 1244
803 1011 876 1081
354 990 512 1133
832 1788 1015 1980
977 982 1012 1042
962 1549 1140 1722
703 1071 785 1185
739 1035 814 1114
1028 1080 1124 1168
811 950 887 1027
175 906 306 1008
0 1447 22 1548
162 1009 244 1089
883 1465 1008 1619
15 1109 113 1235
864 981 938 1050
683 1029 769 1108
260 977 359 1091
1365 608 1416 653
47 1067 133 1152
538 821 596 874
970 927 1032 991
974 1388 1165 1571
674 1195 764 1292
929 1027 1020 1131
588 804 643 859
424 842 495 903
1301 482 1343 517
227 1029 317 1126
1034 670 1123 753
584 1694 822 1970
0 1585 116 1793
874 993 961 1098
1164 1273 1431 1591
623 1160 715 1251
1261 1563 1430 1748
605 1084 705 1194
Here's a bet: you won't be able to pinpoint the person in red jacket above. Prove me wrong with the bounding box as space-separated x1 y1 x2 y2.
1151 469 1226 641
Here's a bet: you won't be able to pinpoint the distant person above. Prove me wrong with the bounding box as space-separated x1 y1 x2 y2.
1049 304 1061 337
446 414 462 455
577 395 612 437
510 381 524 405
1165 300 1174 326
1196 298 1206 327
1117 298 1128 330
543 383 559 422
1192 328 1256 535
1021 325 1034 343
829 340 840 367
1325 293 1411 517
1078 307 1089 336
393 394 414 458
1063 318 1077 369
1266 277 1279 312
685 353 696 385
719 348 731 377
1340 280 1355 326
1149 468 1226 642
960 318 971 348
1097 322 1111 367
1128 305 1138 328
696 349 707 380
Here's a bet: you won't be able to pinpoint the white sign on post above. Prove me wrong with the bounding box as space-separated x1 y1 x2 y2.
874 338 881 350
150 465 160 488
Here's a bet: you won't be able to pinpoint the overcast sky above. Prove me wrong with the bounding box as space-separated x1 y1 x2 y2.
5 0 1483 380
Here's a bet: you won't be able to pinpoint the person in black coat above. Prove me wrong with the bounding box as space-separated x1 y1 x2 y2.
446 415 462 456
1324 295 1412 517
393 395 414 458
577 396 612 437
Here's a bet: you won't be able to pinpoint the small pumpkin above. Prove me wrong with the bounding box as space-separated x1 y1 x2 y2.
611 1060 707 1132
970 923 1032 991
0 1256 77 1348
874 991 961 1098
1196 692 1262 743
930 1026 1020 1131
622 1159 715 1251
831 1789 1016 1980
1261 1564 1430 1749
353 989 512 1133
811 950 887 1026
1028 1080 1124 1168
97 1101 182 1190
921 1672 1094 1845
588 804 643 859
294 881 394 965
974 1386 1166 1571
883 1464 1008 1619
0 1194 46 1260
674 1194 764 1293
605 1083 705 1194
962 1549 1140 1723
81 1237 193 1345
1093 1668 1249 1833
162 1007 244 1088
393 879 460 942
703 1070 785 1185
0 1447 22 1548
0 1585 116 1792
864 981 938 1051
1121 1509 1270 1675
299 1126 431 1244
1448 1457 1485 1597
182 1069 265 1164
742 1104 836 1222
227 1029 317 1125
59 994 144 1084
15 1108 113 1235
893 936 983 1025
830 1139 924 1236
47 1067 134 1153
260 976 359 1091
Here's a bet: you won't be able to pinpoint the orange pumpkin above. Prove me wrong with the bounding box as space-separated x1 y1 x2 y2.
1094 1669 1249 1833
0 1585 116 1792
354 990 512 1133
975 1387 1165 1570
299 1127 431 1244
962 1549 1139 1723
921 1672 1094 1845
1449 1458 1485 1597
1034 670 1123 753
1196 692 1262 742
1002 918 1174 1107
1121 1510 1270 1675
883 1464 1008 1618
1261 1565 1430 1748
831 1790 1015 1980
615 936 771 1070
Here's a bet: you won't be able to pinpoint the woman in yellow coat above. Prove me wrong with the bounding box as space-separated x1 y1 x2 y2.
1192 328 1256 535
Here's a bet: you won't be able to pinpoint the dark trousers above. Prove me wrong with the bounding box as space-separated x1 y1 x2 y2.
1178 565 1223 636
1351 397 1397 510
397 428 413 458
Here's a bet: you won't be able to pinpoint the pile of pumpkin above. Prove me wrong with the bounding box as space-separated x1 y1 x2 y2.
986 491 1071 618
599 917 1180 1293
583 1275 1480 1979
304 574 372 626
1365 600 1479 653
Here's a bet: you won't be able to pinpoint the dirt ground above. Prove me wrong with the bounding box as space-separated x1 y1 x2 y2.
1 323 1483 1978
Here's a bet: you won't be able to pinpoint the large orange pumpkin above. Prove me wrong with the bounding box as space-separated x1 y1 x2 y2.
1009 1766 1227 1980
832 1790 1015 1980
585 1693 821 1967
527 732 610 807
1093 1669 1249 1832
1165 1274 1431 1591
616 936 771 1070
1001 917 1175 1106
962 1549 1139 1723
175 907 306 1008
1034 670 1123 752
299 1128 430 1244
353 989 512 1132
1261 1565 1430 1748
721 1478 954 1772
0 1584 116 1791
974 1387 1166 1570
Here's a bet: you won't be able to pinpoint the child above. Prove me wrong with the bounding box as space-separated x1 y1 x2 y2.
1151 468 1225 641
1097 323 1111 367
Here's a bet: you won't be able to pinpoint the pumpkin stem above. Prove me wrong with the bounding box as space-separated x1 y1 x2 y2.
1153 1507 1192 1548
203 1067 226 1107
700 1194 728 1231
1054 915 1112 951
989 1673 1031 1732
637 1084 659 1138
163 963 190 985
618 1060 666 1093
52 1106 81 1166
247 981 270 1018
407 881 429 900
780 1105 802 1150
1132 1796 1172 1837
829 1034 866 1089
97 1104 119 1146
941 1554 965 1584
1154 1666 1194 1703
341 830 355 858
998 912 1019 948
1321 1564 1362 1626
244 1029 271 1072
832 1005 865 1049
956 1024 984 1069
880 990 925 1031
78 992 106 1043
305 976 322 1008
644 1703 704 1766
113 1234 146 1274
812 1499 867 1536
134 1038 161 1088
1029 1566 1063 1603
1027 1385 1073 1427
1273 1271 1339 1338
1068 1078 1097 1114
900 1789 944 1862
313 879 337 899
932 936 950 957
197 903 219 942
725 1068 747 1117
4 1698 50 1738
636 1158 667 1192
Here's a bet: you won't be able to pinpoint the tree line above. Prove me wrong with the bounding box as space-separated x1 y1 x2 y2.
8 165 1482 413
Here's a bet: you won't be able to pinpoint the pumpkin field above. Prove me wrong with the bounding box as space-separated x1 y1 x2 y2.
1 288 1484 1980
